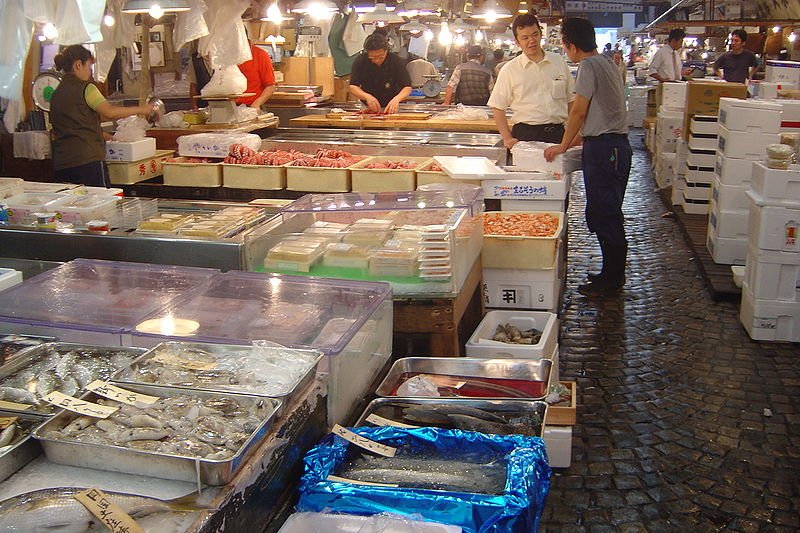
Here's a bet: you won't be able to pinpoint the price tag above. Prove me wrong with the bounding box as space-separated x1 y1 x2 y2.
420 374 466 389
0 416 18 429
326 474 398 487
331 424 396 457
0 400 31 411
149 352 217 371
43 391 118 419
86 381 159 407
74 488 144 533
365 413 418 429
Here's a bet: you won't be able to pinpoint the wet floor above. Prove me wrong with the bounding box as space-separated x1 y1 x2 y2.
541 131 800 532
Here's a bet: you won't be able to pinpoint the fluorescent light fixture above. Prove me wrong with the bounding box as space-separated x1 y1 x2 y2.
400 20 428 34
470 0 512 22
454 34 466 46
121 0 191 14
358 3 405 24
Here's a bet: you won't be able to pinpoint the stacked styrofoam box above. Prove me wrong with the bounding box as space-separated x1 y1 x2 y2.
740 164 800 342
655 152 676 189
765 60 800 89
628 85 650 128
708 98 782 265
655 108 683 154
660 81 687 112
682 115 717 214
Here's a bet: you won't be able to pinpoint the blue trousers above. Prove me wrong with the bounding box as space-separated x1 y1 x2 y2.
581 134 632 247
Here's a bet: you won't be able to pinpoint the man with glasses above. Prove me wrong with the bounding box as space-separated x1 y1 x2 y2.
488 13 574 148
349 33 412 114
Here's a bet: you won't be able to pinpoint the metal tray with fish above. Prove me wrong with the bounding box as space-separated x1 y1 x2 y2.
111 341 322 416
32 383 281 485
357 398 548 438
0 334 57 366
0 410 46 483
0 343 147 416
375 357 553 401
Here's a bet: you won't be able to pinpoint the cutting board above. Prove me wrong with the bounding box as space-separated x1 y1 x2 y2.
326 112 432 120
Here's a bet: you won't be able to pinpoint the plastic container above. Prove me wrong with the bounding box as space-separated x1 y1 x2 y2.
0 177 24 200
745 189 800 253
286 158 370 193
222 163 287 190
50 194 118 225
162 158 222 187
350 156 429 192
482 211 564 270
0 269 23 293
4 193 66 225
466 310 558 360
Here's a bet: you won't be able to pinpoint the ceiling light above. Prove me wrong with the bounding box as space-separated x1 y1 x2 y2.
358 3 405 24
475 29 484 42
265 34 286 44
103 14 115 27
438 21 452 45
470 0 512 22
397 0 437 17
423 29 434 41
454 34 466 46
291 0 337 14
261 1 291 22
789 32 797 43
450 17 472 34
121 0 191 14
773 25 781 33
518 1 529 13
400 20 428 34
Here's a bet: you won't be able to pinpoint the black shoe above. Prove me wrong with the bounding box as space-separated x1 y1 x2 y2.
578 279 624 297
587 272 604 283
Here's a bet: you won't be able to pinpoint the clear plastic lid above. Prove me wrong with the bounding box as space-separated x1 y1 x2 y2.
281 190 484 216
0 259 218 332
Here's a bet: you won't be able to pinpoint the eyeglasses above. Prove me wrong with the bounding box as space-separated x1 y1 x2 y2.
367 50 388 61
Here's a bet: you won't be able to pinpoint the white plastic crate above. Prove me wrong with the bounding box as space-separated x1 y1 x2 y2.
712 176 749 212
751 162 800 203
716 153 754 187
718 97 782 134
740 283 800 342
744 248 800 301
0 269 23 293
707 223 747 265
717 124 780 159
543 426 572 468
709 199 749 239
482 264 562 312
746 189 800 253
466 310 558 360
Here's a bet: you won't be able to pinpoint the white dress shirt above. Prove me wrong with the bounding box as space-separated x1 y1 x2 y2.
649 45 681 81
488 51 575 126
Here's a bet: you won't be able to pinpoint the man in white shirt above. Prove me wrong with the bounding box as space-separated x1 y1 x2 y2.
488 14 575 148
406 56 439 88
649 29 691 82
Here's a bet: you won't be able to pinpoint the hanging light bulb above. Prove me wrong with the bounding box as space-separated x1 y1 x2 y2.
43 22 58 40
424 29 434 41
450 17 472 34
789 32 797 43
149 4 165 18
438 21 453 46
263 2 290 23
773 25 781 34
475 29 484 42
470 0 512 23
103 13 115 27
401 20 427 35
454 34 466 46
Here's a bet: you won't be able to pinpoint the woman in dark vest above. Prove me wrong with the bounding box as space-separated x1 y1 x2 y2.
50 45 153 187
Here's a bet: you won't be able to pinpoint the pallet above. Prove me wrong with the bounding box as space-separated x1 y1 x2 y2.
659 189 741 301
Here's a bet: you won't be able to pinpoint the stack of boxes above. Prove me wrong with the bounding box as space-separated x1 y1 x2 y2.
628 85 650 128
653 82 686 191
708 98 782 265
740 162 800 342
683 115 717 214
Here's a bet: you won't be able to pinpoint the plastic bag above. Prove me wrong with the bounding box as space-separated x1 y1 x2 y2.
173 0 209 52
0 1 33 108
177 132 262 158
198 0 250 69
53 0 89 45
432 104 489 121
235 104 259 122
201 65 247 97
157 111 189 129
23 0 57 23
113 116 149 142
396 375 440 397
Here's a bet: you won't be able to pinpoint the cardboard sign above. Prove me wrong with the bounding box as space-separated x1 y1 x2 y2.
43 391 118 419
331 424 396 457
74 488 144 533
86 381 159 407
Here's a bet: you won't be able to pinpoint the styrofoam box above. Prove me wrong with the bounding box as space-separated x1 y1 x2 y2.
0 177 24 200
690 115 719 136
350 156 430 193
684 179 712 199
483 263 562 312
466 309 558 360
222 163 287 190
707 223 747 265
716 153 753 187
709 199 749 239
717 124 780 159
672 177 686 206
543 426 572 468
688 134 718 152
661 81 687 108
712 176 749 212
278 512 463 533
510 143 581 178
744 246 800 301
740 283 800 342
765 60 800 89
682 194 709 215
775 98 800 124
751 161 800 203
417 163 480 187
162 159 222 187
718 97 782 134
105 137 157 162
732 265 745 288
484 173 570 201
0 269 23 293
746 189 800 253
749 81 780 99
177 132 262 159
687 149 716 169
108 149 173 185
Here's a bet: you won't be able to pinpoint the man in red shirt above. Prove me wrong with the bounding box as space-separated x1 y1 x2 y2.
236 42 276 108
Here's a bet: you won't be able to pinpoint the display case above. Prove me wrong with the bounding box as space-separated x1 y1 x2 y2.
243 191 484 297
0 259 217 345
129 271 393 425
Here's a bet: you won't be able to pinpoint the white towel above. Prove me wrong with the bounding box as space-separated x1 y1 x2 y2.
13 131 52 160
342 11 367 57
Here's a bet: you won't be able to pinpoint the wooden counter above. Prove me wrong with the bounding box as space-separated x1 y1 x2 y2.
146 116 280 151
289 114 498 133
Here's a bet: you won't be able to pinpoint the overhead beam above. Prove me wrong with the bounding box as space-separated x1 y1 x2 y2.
657 19 800 28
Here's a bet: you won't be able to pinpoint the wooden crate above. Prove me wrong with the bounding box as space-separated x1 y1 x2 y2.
547 380 576 426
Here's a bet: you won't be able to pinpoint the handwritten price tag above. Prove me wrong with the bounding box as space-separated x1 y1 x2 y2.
331 424 396 457
365 413 418 429
326 474 398 488
74 488 144 533
43 391 118 419
86 381 159 407
0 416 18 429
0 400 31 411
150 352 217 371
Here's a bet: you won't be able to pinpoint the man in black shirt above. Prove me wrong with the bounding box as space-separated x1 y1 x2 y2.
713 29 758 83
349 33 412 114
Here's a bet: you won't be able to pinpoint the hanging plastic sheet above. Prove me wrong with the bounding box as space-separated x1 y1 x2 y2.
53 0 89 45
23 0 58 23
0 0 33 128
297 426 552 533
173 0 209 52
198 0 250 69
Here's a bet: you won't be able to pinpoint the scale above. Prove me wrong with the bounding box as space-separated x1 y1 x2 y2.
32 70 62 112
421 75 443 98
193 93 255 124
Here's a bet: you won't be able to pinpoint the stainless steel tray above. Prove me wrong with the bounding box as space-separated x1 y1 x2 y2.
0 410 46 483
111 341 322 416
32 383 281 485
0 334 57 365
375 357 552 401
356 398 548 438
0 343 147 415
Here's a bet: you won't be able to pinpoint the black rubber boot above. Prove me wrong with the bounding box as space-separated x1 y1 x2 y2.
579 243 627 297
587 240 608 283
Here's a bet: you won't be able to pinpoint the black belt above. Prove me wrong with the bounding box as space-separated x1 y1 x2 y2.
520 123 563 131
583 133 627 140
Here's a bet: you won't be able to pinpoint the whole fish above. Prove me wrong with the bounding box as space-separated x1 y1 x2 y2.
402 404 507 425
0 487 205 533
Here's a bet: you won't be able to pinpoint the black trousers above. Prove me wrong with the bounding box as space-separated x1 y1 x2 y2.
511 122 565 144
55 160 109 188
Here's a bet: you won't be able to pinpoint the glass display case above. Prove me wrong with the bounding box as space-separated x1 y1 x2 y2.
244 191 484 298
130 271 393 424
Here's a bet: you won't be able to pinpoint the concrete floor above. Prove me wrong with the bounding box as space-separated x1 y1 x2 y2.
541 131 800 532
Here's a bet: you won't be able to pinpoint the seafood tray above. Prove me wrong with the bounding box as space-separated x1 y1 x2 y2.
32 383 281 485
357 397 548 438
0 410 46 483
376 357 552 401
112 341 322 414
0 343 146 415
0 334 56 365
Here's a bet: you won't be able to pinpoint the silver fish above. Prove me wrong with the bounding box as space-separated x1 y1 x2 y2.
0 425 15 448
0 487 205 533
